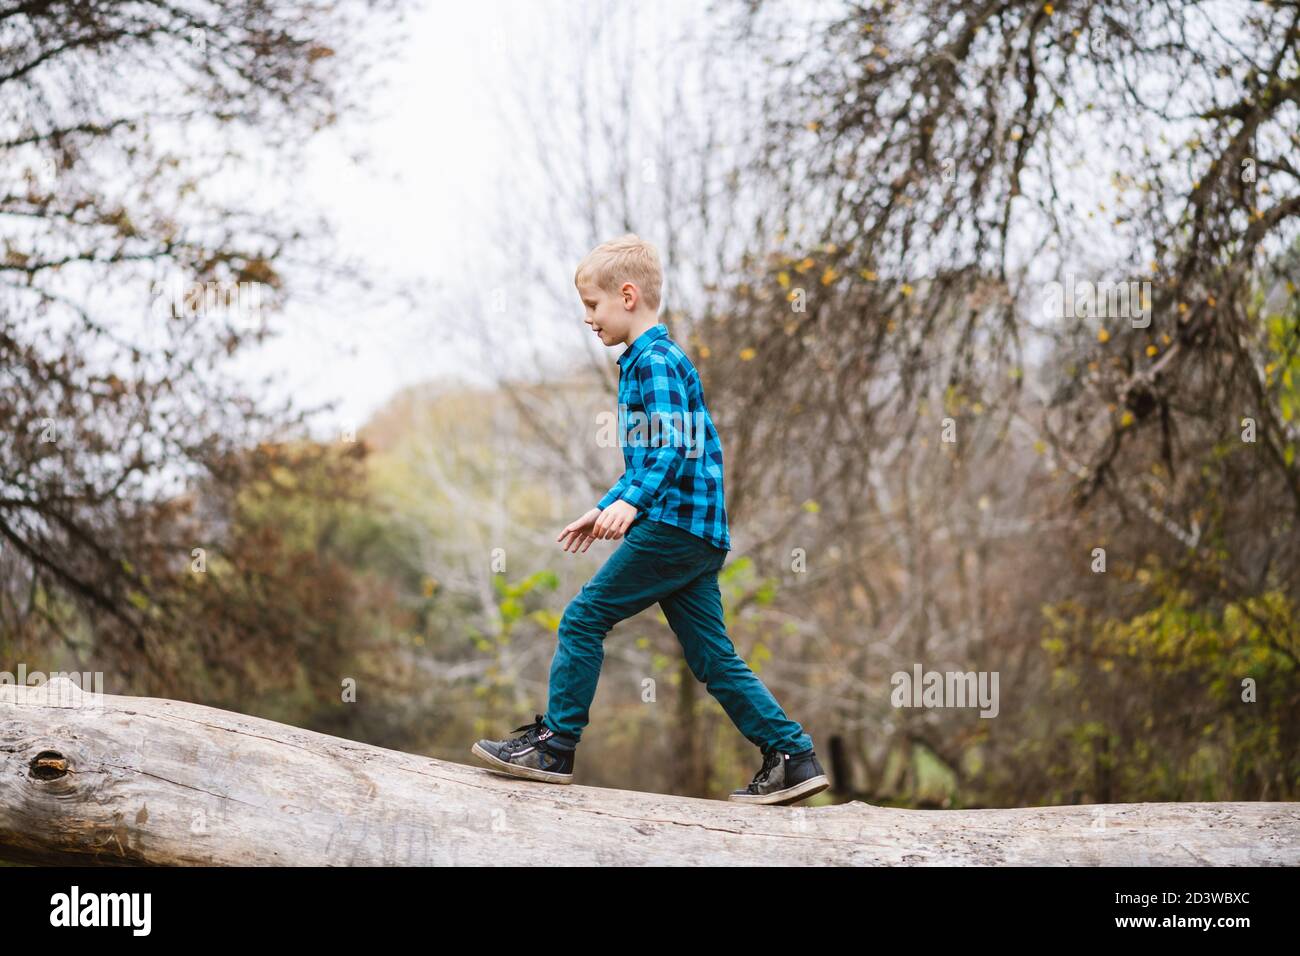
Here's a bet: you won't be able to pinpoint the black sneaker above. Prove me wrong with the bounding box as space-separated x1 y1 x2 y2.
727 747 829 805
470 713 576 784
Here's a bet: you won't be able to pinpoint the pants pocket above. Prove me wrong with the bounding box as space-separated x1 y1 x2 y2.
651 553 696 581
641 523 703 580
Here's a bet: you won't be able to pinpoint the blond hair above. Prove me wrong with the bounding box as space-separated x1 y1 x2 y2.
574 233 663 312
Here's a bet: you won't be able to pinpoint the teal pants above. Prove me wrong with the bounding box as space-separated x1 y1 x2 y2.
542 517 813 755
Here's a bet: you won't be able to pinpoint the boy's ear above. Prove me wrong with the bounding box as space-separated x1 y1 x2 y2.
621 281 638 309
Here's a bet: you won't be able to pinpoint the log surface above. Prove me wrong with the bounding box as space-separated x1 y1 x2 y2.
2 678 1296 866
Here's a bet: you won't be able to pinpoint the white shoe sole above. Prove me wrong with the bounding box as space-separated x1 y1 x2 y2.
470 741 574 784
727 773 829 805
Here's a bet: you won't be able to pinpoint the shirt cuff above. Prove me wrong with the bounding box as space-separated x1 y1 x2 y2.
618 484 653 511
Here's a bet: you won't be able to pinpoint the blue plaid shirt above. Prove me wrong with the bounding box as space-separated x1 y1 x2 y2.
597 324 731 551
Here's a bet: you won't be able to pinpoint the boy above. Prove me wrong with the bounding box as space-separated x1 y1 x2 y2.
471 234 829 806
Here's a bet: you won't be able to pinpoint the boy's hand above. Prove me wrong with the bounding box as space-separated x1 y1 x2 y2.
557 508 602 553
592 499 637 540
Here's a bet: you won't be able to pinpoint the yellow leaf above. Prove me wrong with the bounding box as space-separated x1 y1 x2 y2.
821 267 838 285
1098 328 1110 343
739 347 756 361
777 271 790 289
901 283 914 297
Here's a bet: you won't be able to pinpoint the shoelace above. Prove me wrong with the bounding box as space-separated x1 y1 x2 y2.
747 750 782 790
501 713 548 754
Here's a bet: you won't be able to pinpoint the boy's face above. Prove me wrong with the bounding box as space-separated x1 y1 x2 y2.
578 280 636 347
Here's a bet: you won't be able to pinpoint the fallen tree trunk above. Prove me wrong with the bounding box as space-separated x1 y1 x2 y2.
2 678 1296 866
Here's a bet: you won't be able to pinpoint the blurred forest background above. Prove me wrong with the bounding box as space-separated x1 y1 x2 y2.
1 0 1297 811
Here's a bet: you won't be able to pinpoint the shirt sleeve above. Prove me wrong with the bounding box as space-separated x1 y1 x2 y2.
618 353 689 512
597 472 627 511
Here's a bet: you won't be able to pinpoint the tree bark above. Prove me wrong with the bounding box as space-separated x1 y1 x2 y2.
2 678 1296 866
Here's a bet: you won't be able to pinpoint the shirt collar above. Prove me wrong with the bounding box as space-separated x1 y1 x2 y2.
618 324 668 371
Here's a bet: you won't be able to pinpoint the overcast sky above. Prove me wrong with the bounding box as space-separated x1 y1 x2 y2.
222 0 1286 441
227 0 726 439
225 1 511 436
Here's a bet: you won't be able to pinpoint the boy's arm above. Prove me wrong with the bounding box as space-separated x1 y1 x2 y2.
596 472 628 511
617 353 689 512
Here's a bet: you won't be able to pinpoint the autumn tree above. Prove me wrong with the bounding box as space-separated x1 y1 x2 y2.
0 0 408 695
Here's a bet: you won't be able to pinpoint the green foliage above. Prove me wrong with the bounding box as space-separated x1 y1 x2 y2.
1255 272 1299 463
493 570 560 631
718 555 779 606
1037 557 1299 802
